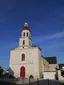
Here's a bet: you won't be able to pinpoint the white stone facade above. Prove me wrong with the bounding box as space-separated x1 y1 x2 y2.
9 47 41 78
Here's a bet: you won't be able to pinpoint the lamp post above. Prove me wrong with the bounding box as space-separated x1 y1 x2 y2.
48 79 49 85
37 78 39 85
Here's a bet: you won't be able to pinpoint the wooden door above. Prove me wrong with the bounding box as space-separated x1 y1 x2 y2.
20 66 25 78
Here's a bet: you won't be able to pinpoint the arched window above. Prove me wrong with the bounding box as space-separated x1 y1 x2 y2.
23 40 25 45
27 32 28 37
22 54 25 61
23 32 25 36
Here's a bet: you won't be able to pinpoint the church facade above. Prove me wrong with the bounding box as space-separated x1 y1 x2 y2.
9 22 64 80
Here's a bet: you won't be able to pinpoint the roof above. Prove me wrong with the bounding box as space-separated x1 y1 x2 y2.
59 64 64 69
22 26 31 32
45 56 57 64
32 46 41 51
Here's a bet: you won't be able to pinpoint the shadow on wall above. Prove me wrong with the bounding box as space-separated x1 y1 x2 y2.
55 73 58 80
8 67 14 77
0 67 15 79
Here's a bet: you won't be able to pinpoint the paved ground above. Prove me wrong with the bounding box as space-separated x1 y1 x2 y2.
0 79 61 85
0 81 15 85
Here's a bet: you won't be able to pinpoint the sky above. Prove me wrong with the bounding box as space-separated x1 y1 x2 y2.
0 0 64 70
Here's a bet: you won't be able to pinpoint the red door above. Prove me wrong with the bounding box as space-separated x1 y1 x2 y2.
20 66 25 78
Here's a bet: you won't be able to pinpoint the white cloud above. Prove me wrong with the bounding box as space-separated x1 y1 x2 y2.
33 31 64 44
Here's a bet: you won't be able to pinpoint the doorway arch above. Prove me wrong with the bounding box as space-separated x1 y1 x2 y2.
20 66 25 78
29 75 34 79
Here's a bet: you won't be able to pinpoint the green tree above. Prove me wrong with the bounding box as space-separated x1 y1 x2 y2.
0 66 3 76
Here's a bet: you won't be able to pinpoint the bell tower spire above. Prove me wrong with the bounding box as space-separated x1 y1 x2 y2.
21 21 31 38
19 22 32 48
24 22 28 27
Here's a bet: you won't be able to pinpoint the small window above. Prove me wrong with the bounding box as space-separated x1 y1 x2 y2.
23 32 25 36
23 40 25 45
22 54 25 61
61 70 64 77
27 32 28 36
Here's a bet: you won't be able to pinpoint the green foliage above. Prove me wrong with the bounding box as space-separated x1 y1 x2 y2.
0 66 3 76
61 82 64 85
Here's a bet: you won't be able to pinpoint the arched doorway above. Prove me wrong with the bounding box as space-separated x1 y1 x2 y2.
20 66 25 78
29 75 34 79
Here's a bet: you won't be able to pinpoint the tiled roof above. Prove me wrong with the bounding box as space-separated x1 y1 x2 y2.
45 56 57 64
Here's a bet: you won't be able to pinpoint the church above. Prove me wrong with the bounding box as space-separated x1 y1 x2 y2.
9 22 64 80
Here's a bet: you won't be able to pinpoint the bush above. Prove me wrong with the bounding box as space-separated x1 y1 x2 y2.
0 67 3 76
61 82 64 85
9 75 14 79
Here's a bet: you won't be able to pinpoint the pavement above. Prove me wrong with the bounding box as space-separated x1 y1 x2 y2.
0 79 61 85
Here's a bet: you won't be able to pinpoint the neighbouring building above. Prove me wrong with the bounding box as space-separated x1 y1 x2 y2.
9 22 64 80
57 64 64 80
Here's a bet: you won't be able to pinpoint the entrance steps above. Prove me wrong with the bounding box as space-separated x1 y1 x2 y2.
16 78 29 84
16 78 37 84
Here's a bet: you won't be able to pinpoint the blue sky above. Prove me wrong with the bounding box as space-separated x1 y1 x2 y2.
0 0 64 69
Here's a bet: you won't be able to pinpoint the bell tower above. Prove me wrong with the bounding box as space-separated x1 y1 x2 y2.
19 22 32 48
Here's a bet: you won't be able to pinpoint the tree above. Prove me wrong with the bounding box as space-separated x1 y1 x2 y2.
0 66 3 76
